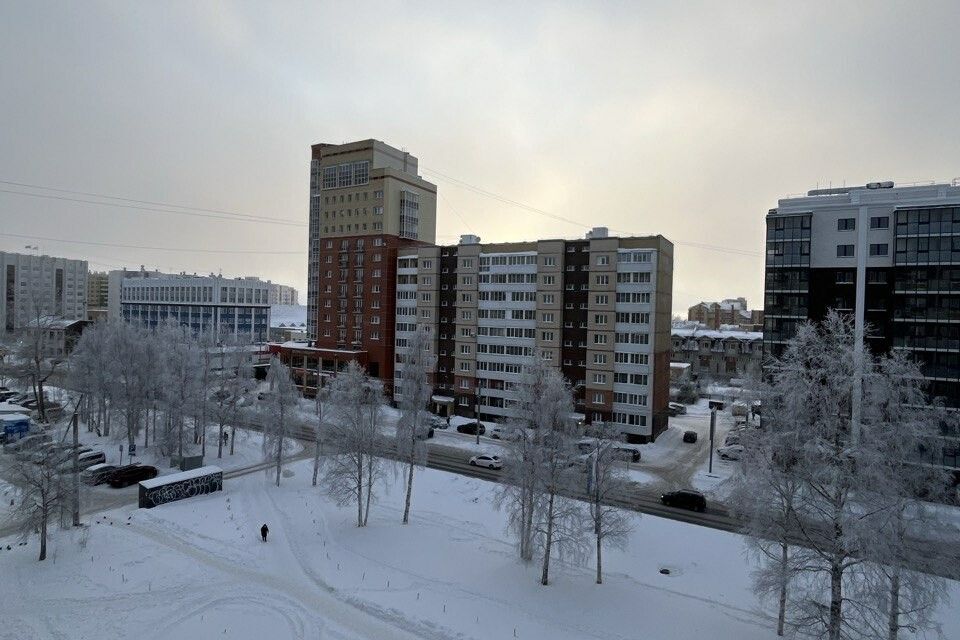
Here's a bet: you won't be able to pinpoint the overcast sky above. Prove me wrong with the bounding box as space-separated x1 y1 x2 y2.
2 1 959 314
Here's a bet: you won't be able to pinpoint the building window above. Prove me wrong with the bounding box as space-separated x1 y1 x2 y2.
592 392 604 403
869 243 888 256
836 244 855 258
543 256 557 266
870 216 890 229
837 218 856 231
596 255 609 266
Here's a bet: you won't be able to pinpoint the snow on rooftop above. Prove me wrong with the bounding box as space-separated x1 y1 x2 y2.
672 327 762 341
270 304 307 328
139 465 223 489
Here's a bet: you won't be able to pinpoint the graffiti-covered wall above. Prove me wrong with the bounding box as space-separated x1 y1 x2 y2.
138 466 223 509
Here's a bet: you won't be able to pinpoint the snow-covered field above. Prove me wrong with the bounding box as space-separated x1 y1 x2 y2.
3 458 958 640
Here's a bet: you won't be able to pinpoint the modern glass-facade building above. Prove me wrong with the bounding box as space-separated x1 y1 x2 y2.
764 181 960 468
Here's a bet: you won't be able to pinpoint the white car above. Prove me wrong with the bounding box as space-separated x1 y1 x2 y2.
717 444 744 461
469 454 503 470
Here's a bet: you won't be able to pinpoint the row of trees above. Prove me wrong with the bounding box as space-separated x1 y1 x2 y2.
69 320 257 459
730 312 955 640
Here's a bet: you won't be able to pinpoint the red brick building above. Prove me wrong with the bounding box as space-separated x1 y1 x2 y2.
275 140 437 396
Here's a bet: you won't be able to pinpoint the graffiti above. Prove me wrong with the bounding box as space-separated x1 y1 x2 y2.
139 470 223 509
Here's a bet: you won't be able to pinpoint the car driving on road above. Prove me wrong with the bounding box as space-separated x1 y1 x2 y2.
660 489 706 512
469 454 502 470
457 422 485 436
107 464 159 488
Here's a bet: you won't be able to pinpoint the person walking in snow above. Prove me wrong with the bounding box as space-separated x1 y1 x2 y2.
260 523 269 542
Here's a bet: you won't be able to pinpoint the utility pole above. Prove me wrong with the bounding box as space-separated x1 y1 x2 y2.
71 396 83 527
708 409 716 474
475 393 481 446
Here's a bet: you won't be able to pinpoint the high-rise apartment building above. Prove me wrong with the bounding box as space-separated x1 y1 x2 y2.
764 181 960 467
1 251 87 332
393 229 673 443
268 283 299 306
285 139 436 395
114 271 271 341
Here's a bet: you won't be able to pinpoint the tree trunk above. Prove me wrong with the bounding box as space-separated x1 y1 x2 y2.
72 411 80 527
312 404 322 487
402 460 414 524
217 422 224 459
595 527 603 584
363 457 374 526
274 433 283 487
540 491 555 586
356 457 364 527
522 484 535 562
230 425 236 455
777 543 788 636
828 562 843 640
38 506 48 561
887 570 901 640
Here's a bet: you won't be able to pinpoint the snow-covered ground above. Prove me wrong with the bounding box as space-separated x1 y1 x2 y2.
4 458 958 640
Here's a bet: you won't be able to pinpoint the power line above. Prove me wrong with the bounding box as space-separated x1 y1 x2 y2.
422 166 763 258
0 232 302 255
0 178 304 225
0 187 306 227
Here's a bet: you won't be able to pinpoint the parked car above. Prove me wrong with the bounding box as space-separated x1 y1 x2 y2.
469 454 502 470
56 450 106 474
415 426 435 440
668 402 687 416
0 390 18 402
34 444 93 465
682 430 698 444
660 489 706 512
717 444 744 461
81 463 123 486
723 433 741 447
457 422 485 436
107 465 159 488
7 433 53 457
612 445 642 463
429 416 449 429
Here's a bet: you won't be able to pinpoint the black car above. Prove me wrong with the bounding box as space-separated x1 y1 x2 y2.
415 426 435 440
107 464 159 488
660 490 706 512
456 422 485 436
682 430 698 444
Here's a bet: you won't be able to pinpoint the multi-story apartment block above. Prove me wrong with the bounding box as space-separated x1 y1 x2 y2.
87 270 109 321
1 251 87 332
276 140 437 396
268 283 299 306
764 181 960 468
115 271 271 341
394 229 674 443
670 324 762 382
687 297 763 331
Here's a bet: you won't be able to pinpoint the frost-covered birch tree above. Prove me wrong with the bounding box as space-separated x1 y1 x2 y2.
739 311 954 640
584 433 633 585
322 362 385 527
260 356 301 487
497 358 586 583
7 451 66 561
395 327 435 524
850 350 953 640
